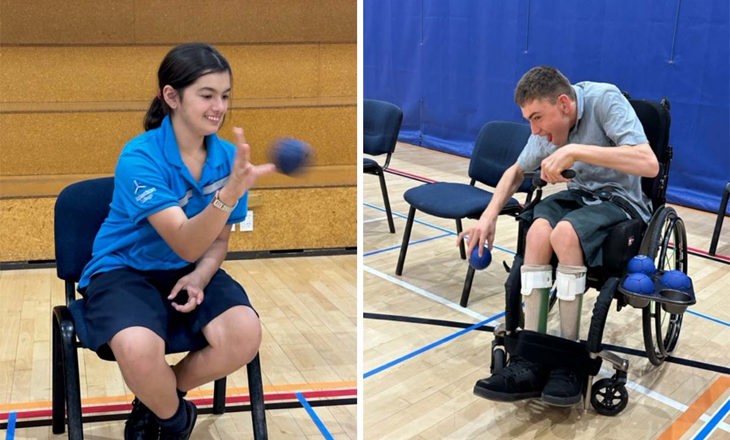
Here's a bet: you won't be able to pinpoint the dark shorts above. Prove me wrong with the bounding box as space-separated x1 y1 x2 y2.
520 190 630 267
81 265 253 354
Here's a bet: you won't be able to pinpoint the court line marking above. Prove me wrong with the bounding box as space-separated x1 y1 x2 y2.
0 380 356 413
295 392 335 440
364 314 503 379
364 262 729 432
5 412 15 440
692 396 730 439
656 376 730 439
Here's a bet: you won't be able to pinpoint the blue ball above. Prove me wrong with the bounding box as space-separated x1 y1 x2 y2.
270 138 311 175
469 246 492 270
660 270 691 290
622 273 655 295
627 255 656 275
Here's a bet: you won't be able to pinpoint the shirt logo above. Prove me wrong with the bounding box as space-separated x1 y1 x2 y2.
133 180 146 194
133 179 156 204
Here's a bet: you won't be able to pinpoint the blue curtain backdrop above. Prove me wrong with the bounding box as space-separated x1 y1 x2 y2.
364 0 730 213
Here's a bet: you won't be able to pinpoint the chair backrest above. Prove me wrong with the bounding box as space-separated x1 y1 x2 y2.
469 120 532 193
54 177 114 284
627 96 672 208
363 99 403 160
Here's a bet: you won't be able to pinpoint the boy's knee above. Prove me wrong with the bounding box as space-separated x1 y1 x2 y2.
109 327 165 365
207 307 261 365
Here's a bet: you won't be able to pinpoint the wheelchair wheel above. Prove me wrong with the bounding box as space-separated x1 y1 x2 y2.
638 206 688 366
590 377 628 416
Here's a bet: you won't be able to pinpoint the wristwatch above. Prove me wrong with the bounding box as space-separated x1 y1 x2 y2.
212 190 237 213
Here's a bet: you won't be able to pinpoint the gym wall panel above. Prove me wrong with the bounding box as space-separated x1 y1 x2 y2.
0 1 356 262
364 0 730 213
0 106 355 177
0 0 356 44
0 186 356 262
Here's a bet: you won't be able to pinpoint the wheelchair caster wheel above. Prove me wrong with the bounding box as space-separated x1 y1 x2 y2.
590 378 628 416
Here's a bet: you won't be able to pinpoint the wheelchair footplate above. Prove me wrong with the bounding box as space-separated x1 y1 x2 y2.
500 330 630 415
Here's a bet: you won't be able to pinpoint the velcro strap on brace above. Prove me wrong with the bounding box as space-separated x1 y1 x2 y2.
556 264 586 301
520 264 552 296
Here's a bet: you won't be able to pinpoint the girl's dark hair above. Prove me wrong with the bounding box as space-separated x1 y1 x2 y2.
144 43 231 131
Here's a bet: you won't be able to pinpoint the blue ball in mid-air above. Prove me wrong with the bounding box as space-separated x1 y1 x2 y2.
469 245 492 270
270 137 312 175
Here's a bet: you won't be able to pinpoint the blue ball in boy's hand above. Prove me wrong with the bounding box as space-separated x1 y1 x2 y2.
627 255 656 275
660 270 691 291
622 273 655 295
469 245 492 270
270 137 312 175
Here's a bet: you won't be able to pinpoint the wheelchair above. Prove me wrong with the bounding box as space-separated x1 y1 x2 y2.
487 95 692 416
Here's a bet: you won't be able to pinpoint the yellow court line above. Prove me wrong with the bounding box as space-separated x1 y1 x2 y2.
656 375 730 440
0 379 357 412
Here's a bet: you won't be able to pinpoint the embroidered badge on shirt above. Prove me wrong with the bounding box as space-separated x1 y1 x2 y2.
133 179 156 204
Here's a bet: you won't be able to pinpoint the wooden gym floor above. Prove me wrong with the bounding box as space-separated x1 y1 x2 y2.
1 254 356 439
363 143 729 440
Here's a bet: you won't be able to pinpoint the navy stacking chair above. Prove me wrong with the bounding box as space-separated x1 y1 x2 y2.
51 177 267 439
395 121 532 306
363 99 404 233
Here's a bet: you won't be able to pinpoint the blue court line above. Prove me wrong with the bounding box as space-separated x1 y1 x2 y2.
5 412 16 440
295 392 334 440
687 310 730 328
692 396 730 440
363 233 452 257
364 312 505 379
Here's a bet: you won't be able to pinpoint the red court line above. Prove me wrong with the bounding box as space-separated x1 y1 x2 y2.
386 167 437 183
0 388 356 422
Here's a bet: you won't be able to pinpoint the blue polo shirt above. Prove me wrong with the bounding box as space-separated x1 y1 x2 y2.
79 116 248 288
517 82 652 221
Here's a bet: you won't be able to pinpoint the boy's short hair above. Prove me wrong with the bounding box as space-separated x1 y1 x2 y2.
514 66 576 106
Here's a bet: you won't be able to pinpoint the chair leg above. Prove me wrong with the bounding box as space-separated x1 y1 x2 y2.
52 314 66 434
709 182 730 255
456 219 466 260
60 320 84 440
396 206 417 275
460 266 476 307
377 171 396 233
213 377 227 415
247 353 268 440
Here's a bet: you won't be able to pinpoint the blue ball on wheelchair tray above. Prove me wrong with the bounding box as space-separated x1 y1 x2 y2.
469 246 492 270
660 270 691 291
627 255 656 275
622 273 655 295
269 137 311 175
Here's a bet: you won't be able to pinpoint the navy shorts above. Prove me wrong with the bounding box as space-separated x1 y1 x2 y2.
81 265 253 354
520 190 630 267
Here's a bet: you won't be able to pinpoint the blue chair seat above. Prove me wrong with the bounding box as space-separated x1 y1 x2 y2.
404 182 522 219
363 157 381 173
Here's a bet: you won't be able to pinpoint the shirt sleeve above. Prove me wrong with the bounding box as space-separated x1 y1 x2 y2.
115 146 181 225
516 134 557 172
596 89 649 147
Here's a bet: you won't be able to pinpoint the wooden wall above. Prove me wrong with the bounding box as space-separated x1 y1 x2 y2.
0 0 357 262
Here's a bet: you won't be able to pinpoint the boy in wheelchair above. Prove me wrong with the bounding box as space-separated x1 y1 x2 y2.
460 66 659 406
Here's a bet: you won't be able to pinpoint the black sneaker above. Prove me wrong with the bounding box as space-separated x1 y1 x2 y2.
473 356 548 402
124 397 159 440
159 400 197 440
541 368 582 406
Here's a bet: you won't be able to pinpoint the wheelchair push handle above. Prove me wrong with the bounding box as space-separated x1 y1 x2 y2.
529 169 576 188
